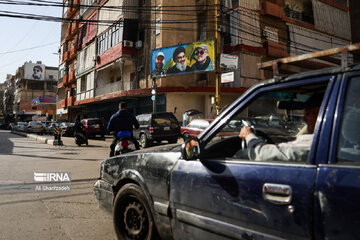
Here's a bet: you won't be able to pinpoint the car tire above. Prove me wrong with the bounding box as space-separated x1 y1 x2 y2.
113 183 157 240
140 134 150 148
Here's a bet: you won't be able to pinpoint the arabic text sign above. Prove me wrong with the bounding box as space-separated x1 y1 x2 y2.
220 54 238 70
221 72 234 83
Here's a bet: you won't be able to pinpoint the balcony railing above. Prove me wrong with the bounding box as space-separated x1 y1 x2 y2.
284 7 314 25
95 81 124 97
68 71 76 83
63 51 70 62
264 41 289 58
262 1 284 18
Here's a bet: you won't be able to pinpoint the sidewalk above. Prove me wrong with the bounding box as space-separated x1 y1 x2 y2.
11 131 112 148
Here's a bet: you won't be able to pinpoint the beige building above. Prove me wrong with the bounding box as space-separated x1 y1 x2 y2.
13 61 58 121
57 0 352 126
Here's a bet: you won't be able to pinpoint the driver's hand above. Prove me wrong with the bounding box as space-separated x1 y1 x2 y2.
239 126 253 140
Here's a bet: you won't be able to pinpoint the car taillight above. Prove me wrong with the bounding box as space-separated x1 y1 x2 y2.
149 127 154 133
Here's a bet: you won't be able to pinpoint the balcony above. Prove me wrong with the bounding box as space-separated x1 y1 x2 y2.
65 26 72 40
70 46 77 59
62 74 69 84
284 7 314 25
63 51 70 62
95 81 124 97
68 71 76 83
67 96 75 107
264 41 289 58
262 1 284 18
71 21 79 35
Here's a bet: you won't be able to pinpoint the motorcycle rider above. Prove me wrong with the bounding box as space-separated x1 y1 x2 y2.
74 116 87 145
107 102 140 157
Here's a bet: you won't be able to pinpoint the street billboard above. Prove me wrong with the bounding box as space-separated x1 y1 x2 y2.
24 62 46 80
151 39 215 78
32 96 56 106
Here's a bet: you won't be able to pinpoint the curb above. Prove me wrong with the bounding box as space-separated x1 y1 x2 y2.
11 131 111 148
12 131 59 146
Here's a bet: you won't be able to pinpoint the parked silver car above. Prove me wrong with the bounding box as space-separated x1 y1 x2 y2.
24 121 45 134
12 122 27 132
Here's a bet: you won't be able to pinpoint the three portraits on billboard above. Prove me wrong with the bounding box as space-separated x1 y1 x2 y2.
151 39 216 78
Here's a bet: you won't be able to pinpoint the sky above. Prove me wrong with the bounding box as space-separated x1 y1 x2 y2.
0 1 62 83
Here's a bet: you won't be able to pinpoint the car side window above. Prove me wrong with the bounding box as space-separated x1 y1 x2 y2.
337 76 360 164
203 82 329 163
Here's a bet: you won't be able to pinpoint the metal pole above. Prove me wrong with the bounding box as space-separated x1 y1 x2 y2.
152 0 157 113
215 0 221 116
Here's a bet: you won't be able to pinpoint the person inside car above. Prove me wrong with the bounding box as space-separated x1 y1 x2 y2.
107 102 140 157
239 93 324 161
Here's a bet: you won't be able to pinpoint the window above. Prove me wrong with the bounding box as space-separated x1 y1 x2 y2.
203 82 329 162
337 76 360 164
262 26 279 43
97 22 124 55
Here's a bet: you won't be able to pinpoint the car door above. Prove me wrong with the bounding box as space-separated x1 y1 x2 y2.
170 75 336 240
314 71 360 240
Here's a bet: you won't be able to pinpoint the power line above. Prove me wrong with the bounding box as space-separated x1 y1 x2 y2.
0 41 58 54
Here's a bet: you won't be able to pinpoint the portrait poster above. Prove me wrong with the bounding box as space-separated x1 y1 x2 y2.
24 62 45 80
151 39 215 78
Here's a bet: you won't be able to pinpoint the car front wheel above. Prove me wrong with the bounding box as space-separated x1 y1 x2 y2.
113 183 156 240
140 134 151 148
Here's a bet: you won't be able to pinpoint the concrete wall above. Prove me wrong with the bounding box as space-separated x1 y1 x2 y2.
45 69 59 81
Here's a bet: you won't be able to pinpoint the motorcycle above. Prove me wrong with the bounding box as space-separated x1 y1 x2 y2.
74 131 88 146
114 131 137 155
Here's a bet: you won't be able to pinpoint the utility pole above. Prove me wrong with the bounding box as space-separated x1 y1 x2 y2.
152 0 157 113
215 0 221 116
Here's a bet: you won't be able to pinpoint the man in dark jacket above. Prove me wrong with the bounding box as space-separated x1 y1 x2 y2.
107 102 140 157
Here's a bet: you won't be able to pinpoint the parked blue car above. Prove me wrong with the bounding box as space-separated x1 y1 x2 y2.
94 63 360 240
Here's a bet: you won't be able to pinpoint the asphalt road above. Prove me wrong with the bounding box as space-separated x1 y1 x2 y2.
0 130 117 240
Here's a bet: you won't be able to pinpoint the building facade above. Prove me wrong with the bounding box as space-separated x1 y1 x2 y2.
3 74 15 123
13 61 59 121
58 0 352 126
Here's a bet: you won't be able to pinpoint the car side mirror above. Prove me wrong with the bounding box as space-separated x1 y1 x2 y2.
181 138 201 160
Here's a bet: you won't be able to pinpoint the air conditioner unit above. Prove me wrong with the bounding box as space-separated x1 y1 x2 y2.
123 40 134 48
135 41 143 49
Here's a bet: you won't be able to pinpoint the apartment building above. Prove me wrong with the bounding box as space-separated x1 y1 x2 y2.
13 61 59 121
58 0 353 125
0 83 5 121
3 75 15 123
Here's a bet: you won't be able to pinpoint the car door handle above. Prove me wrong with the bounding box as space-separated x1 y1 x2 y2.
262 183 292 205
